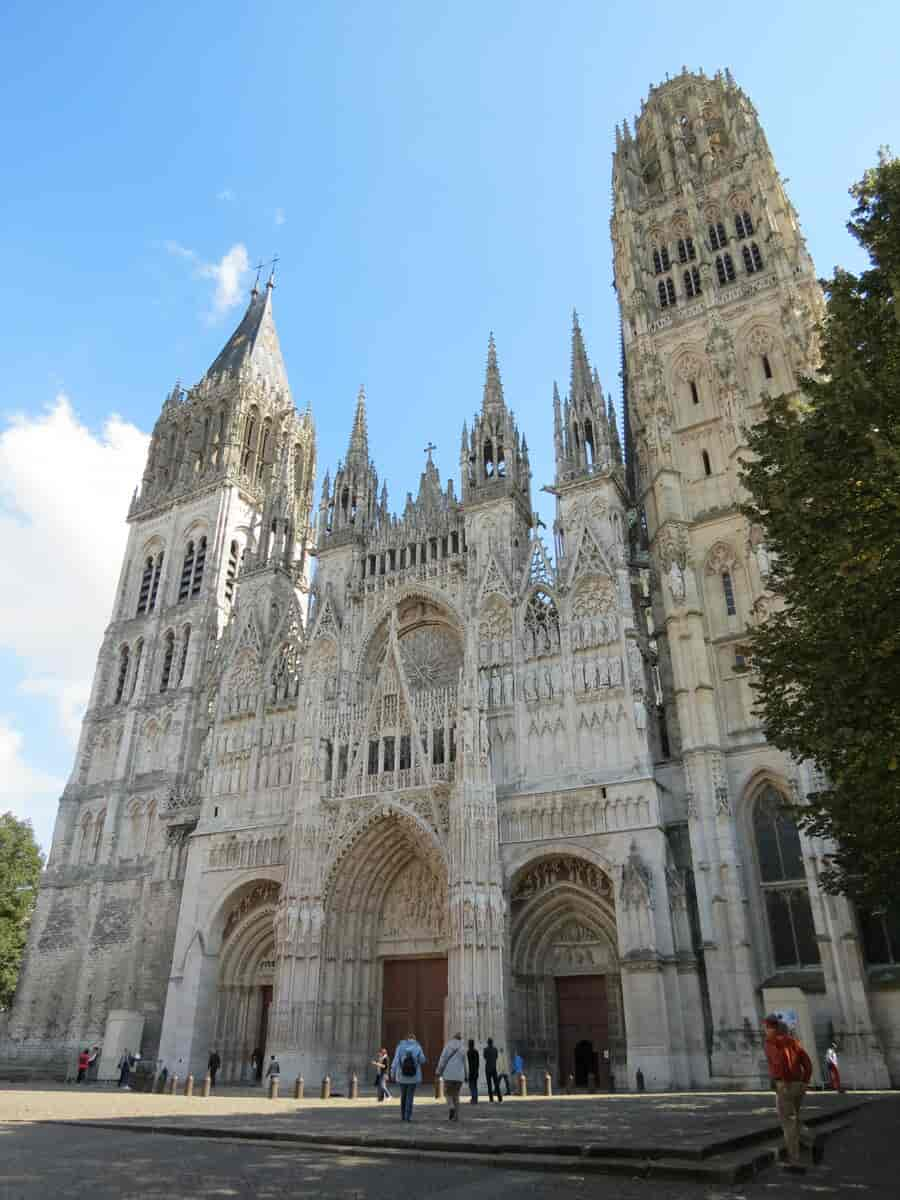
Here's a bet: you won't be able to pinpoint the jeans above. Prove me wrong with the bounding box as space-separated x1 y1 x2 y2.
775 1081 812 1164
486 1068 502 1101
468 1078 478 1103
400 1083 416 1120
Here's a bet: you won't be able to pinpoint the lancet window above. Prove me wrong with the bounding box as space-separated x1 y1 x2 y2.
677 236 696 263
160 630 175 692
177 625 191 686
715 253 736 284
734 209 754 239
683 267 702 298
708 221 728 249
129 639 143 700
224 540 241 603
752 785 820 969
657 277 676 308
742 242 764 274
114 644 130 705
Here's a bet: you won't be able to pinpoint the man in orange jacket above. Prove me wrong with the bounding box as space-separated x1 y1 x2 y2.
763 1014 817 1172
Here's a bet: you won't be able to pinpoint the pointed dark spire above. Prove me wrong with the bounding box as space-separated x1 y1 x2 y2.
203 284 290 398
570 310 593 407
482 332 506 412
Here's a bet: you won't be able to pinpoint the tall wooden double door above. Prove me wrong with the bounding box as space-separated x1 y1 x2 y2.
556 974 610 1088
382 957 447 1083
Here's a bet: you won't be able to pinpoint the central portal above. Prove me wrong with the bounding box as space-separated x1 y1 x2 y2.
556 974 610 1088
382 957 447 1082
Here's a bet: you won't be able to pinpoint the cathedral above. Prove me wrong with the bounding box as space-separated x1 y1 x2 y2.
3 68 898 1091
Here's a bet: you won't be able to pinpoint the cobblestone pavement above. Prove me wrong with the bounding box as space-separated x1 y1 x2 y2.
0 1099 898 1199
0 1084 867 1155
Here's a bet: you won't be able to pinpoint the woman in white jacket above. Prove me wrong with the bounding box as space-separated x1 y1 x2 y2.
437 1033 467 1121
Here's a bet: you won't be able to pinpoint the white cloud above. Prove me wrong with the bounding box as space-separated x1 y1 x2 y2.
0 396 149 780
274 207 286 226
0 716 66 853
164 240 252 320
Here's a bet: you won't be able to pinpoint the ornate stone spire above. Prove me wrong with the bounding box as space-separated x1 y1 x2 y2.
347 385 369 465
482 332 506 414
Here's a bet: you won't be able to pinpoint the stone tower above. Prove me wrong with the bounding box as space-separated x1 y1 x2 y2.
611 68 889 1086
5 278 315 1074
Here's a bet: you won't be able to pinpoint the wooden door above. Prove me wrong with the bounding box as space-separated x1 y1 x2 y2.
382 957 447 1082
556 974 610 1089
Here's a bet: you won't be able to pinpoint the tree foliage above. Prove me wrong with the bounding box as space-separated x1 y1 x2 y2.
741 151 900 906
0 812 43 1010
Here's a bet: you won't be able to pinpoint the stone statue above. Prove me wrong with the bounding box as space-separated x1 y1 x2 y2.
667 559 685 602
755 542 771 579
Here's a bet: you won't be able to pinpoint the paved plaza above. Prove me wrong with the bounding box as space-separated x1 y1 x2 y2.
2 1084 897 1196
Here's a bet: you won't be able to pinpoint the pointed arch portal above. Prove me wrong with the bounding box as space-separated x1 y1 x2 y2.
509 853 624 1088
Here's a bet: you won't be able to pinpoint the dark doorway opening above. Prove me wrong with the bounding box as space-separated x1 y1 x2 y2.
255 983 273 1079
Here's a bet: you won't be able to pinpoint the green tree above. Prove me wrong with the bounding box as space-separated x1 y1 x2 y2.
741 150 900 907
0 812 43 1010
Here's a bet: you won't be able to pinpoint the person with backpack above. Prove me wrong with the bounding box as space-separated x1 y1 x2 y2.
763 1014 818 1172
390 1031 426 1122
436 1032 467 1121
466 1039 480 1104
483 1037 502 1102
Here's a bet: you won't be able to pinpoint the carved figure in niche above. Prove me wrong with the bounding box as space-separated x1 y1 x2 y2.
633 695 647 732
479 715 490 765
608 655 623 687
543 666 553 700
667 559 686 602
627 641 644 692
755 542 771 579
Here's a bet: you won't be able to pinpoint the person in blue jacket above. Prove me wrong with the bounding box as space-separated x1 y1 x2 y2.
390 1031 427 1122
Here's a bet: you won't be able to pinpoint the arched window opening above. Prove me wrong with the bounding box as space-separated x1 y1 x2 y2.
350 494 358 521
149 551 163 611
583 419 595 466
160 630 175 692
677 237 696 263
702 449 712 476
658 277 676 307
715 253 736 284
753 785 820 968
240 408 258 475
684 267 702 298
340 487 349 515
523 590 560 656
114 645 130 704
177 625 191 686
224 540 240 603
690 380 700 405
483 439 494 477
709 221 728 250
137 557 154 615
722 570 736 616
735 210 754 239
129 639 143 700
751 242 763 271
742 244 758 275
496 444 506 477
652 247 662 274
178 542 195 603
762 353 773 380
858 902 900 966
666 277 676 305
191 536 206 597
256 419 272 483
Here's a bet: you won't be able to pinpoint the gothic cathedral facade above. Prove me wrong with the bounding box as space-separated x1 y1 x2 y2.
4 70 898 1089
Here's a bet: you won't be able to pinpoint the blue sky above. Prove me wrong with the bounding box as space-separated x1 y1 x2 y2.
1 0 896 850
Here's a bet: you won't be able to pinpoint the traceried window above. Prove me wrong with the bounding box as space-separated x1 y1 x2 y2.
750 242 763 271
677 237 696 263
241 406 258 475
652 245 671 274
191 537 206 596
722 570 736 616
148 551 163 610
179 542 195 602
114 644 130 704
742 243 764 274
684 267 702 298
523 590 560 656
136 558 154 615
715 253 736 284
753 786 820 969
858 902 900 966
734 210 754 239
708 221 728 250
160 630 175 692
657 277 676 308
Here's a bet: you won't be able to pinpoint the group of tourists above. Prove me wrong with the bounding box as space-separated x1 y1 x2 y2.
376 1032 519 1122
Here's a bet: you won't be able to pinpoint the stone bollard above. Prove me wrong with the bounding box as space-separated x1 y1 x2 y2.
350 1073 359 1099
294 1075 304 1100
320 1074 331 1100
169 1074 179 1095
184 1074 194 1097
543 1071 552 1097
518 1072 528 1098
434 1076 444 1100
588 1072 597 1094
269 1074 280 1099
566 1073 575 1095
202 1074 212 1097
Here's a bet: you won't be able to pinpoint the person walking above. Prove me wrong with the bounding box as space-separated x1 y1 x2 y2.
371 1047 392 1102
117 1049 133 1089
437 1032 467 1121
208 1049 221 1089
390 1031 426 1122
265 1054 281 1085
496 1047 511 1097
466 1039 480 1104
76 1048 90 1083
251 1047 264 1084
825 1043 844 1092
512 1050 524 1092
763 1014 816 1173
483 1037 502 1103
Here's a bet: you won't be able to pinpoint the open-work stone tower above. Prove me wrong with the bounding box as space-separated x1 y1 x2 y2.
4 69 897 1090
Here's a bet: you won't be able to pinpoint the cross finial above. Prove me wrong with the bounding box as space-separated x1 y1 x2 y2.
266 255 279 287
424 441 437 462
252 262 265 293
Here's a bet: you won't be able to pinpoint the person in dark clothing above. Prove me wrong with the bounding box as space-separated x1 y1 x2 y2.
483 1037 502 1102
252 1047 263 1083
208 1049 221 1088
466 1039 479 1104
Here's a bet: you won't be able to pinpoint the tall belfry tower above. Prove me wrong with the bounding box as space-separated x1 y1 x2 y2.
611 69 889 1086
7 277 315 1073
